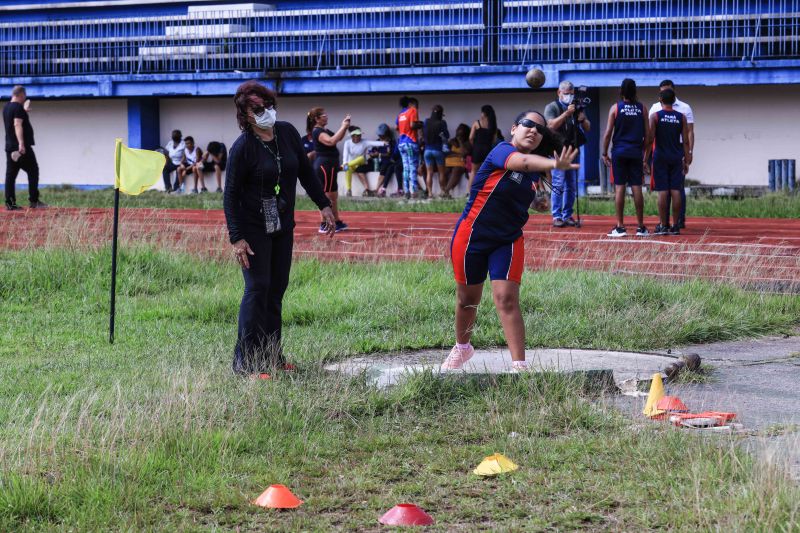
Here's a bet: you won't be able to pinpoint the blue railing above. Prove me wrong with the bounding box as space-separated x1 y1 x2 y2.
0 0 798 77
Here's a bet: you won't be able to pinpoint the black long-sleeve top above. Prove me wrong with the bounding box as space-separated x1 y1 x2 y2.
224 122 331 244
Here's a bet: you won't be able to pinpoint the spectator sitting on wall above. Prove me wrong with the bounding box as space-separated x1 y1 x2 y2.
163 129 184 193
442 123 471 198
375 123 403 198
177 136 203 193
200 141 227 192
342 126 385 197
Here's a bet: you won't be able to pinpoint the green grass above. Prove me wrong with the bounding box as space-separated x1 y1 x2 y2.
1 248 799 531
40 186 800 218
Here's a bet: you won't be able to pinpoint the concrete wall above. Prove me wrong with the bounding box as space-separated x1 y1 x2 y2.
11 99 127 186
14 87 796 189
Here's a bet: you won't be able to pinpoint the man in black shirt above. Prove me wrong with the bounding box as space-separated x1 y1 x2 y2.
4 85 46 210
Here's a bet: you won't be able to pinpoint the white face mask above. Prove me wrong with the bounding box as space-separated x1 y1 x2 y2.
253 107 277 129
560 93 574 105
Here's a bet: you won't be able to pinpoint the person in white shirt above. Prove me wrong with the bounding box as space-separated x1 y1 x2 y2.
163 129 185 192
341 127 385 196
649 80 694 228
177 136 203 193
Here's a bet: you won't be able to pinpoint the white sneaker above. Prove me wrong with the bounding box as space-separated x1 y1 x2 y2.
607 226 627 237
440 344 475 370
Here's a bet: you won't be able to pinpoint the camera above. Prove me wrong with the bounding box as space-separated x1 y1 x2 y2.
573 85 591 111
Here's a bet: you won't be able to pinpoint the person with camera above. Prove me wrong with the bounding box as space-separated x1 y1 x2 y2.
601 78 650 237
544 81 591 228
224 81 336 376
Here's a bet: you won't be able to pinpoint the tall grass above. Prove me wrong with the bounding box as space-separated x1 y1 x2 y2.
1 248 798 530
39 187 800 218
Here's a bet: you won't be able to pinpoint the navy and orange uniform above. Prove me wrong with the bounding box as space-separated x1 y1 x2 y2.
652 109 685 191
451 142 540 285
611 100 645 186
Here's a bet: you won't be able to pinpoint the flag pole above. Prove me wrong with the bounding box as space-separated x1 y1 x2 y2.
109 185 120 344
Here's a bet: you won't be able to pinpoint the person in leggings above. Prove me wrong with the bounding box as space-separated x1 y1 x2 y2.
307 107 350 233
396 96 421 199
375 123 402 197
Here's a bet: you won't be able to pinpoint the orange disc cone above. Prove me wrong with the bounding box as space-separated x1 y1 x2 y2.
379 503 434 526
252 484 303 509
655 395 688 413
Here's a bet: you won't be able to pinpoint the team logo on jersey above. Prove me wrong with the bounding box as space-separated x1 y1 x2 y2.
508 171 523 184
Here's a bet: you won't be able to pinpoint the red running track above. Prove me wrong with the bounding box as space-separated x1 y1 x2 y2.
2 207 799 292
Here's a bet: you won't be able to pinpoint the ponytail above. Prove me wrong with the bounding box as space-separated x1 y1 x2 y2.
307 107 324 134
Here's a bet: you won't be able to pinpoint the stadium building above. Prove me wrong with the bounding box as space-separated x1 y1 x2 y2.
1 0 798 191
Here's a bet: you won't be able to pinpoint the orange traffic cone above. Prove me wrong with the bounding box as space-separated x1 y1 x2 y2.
252 484 303 509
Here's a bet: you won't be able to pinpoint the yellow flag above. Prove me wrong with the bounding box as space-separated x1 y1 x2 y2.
114 138 166 195
473 453 519 476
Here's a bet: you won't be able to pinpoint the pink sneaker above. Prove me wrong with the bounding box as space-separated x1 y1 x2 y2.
441 344 475 370
511 360 529 372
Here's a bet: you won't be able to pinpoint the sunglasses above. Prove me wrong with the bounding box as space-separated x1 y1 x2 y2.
251 103 275 115
516 118 546 133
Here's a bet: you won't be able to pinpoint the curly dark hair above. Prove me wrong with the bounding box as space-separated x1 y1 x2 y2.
233 80 277 132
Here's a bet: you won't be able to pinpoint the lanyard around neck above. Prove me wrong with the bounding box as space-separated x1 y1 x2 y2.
256 132 281 196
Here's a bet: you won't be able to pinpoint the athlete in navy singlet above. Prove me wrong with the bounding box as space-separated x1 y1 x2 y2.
601 79 649 237
645 88 690 235
442 111 579 372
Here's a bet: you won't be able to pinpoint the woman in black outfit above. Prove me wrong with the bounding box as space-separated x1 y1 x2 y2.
307 107 351 233
468 104 502 189
224 81 336 376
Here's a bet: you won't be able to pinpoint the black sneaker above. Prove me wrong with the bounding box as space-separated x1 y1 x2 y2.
669 225 681 235
318 222 327 234
635 225 650 237
200 187 208 193
5 203 21 211
29 201 48 209
335 220 348 232
607 226 626 237
404 191 411 200
654 224 670 235
215 187 223 193
563 217 577 227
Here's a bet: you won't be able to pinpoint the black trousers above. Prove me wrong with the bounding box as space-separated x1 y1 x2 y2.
232 226 294 374
162 160 178 190
5 148 40 206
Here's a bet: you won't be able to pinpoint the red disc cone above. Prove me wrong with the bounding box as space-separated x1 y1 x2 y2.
379 503 434 526
252 484 303 509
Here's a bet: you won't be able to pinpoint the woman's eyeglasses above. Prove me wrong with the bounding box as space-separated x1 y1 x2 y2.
251 103 275 115
516 118 546 133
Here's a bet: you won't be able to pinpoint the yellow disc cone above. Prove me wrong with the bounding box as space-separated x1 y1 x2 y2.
473 453 519 476
642 372 666 418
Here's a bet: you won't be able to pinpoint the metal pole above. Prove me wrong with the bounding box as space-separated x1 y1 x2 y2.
109 187 120 344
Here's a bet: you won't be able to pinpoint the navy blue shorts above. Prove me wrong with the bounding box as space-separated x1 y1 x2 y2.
653 159 684 191
611 155 643 187
451 221 524 285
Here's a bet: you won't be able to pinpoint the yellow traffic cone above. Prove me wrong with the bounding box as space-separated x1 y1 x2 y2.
473 453 519 476
642 372 666 418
